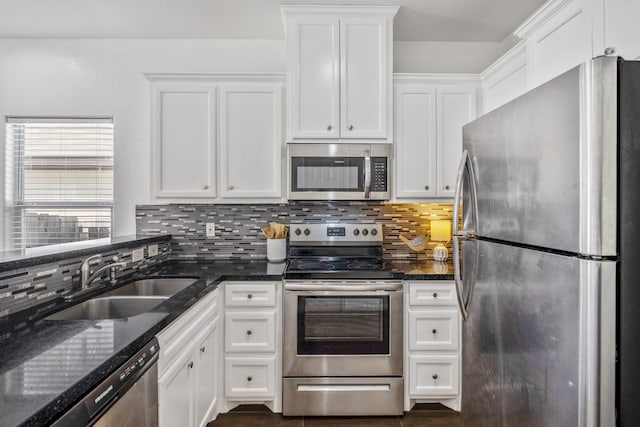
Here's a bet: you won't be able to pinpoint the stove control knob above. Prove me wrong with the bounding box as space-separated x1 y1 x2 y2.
353 228 360 236
371 228 378 236
294 228 302 236
362 228 369 236
304 228 311 236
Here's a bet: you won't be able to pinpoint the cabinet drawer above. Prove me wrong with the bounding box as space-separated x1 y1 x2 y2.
408 310 459 351
409 282 457 306
225 311 276 353
409 355 459 397
224 357 275 399
224 282 277 307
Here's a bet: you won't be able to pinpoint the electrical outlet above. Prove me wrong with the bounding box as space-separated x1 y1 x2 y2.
148 244 159 257
132 247 144 262
206 223 215 238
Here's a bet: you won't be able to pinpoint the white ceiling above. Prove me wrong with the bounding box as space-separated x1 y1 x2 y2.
0 0 546 42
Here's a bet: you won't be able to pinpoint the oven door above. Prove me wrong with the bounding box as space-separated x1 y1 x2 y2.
283 281 403 377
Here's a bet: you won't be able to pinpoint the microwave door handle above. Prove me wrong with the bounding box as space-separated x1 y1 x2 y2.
364 150 371 199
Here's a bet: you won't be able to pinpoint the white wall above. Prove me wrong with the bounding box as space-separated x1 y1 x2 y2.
0 38 286 241
394 41 505 73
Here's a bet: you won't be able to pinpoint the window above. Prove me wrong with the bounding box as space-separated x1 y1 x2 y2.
4 118 113 251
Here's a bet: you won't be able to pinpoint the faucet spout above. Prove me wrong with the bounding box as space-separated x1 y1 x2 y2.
85 262 127 288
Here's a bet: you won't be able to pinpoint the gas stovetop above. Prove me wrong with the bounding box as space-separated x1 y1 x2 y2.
284 223 403 280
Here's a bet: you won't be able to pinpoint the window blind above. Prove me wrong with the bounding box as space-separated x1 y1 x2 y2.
5 118 114 251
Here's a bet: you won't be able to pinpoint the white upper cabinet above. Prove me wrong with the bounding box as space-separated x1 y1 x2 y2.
437 87 476 198
219 84 283 199
148 74 284 202
282 5 398 143
151 84 217 198
394 84 437 199
597 0 640 59
340 16 388 138
394 78 477 200
287 15 340 139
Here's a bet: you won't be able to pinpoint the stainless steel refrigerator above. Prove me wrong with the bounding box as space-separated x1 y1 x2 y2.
452 56 640 426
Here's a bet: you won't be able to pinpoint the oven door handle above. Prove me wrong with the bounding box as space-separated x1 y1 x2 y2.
284 283 402 292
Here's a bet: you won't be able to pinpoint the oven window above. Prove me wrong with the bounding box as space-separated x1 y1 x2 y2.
291 157 364 192
297 295 389 355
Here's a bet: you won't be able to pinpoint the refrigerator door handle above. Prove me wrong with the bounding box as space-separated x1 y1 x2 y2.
453 149 478 237
453 236 476 321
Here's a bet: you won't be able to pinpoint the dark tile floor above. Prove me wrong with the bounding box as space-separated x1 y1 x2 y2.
208 404 461 427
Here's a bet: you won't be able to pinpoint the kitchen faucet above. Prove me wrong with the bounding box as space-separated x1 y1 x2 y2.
65 255 127 301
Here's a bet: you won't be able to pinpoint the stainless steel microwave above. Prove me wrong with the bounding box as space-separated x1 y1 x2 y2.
287 144 391 200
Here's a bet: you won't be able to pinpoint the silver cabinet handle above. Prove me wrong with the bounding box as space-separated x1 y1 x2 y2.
425 185 430 190
228 185 234 190
246 330 252 336
188 361 194 369
605 47 616 55
445 185 450 190
432 374 438 380
348 125 354 131
363 150 371 199
247 294 253 300
432 329 437 334
327 125 332 131
203 185 209 190
247 376 252 382
433 292 438 298
200 346 206 353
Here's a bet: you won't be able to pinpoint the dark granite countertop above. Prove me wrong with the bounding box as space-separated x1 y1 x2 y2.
0 259 284 427
0 257 451 426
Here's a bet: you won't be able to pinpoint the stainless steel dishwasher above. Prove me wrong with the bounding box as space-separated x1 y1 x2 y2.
52 338 159 427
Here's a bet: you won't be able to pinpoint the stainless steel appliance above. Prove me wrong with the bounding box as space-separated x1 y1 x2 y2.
283 223 404 416
52 338 159 426
454 56 640 426
287 144 391 200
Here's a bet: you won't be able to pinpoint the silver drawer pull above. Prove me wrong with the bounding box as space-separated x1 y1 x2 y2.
432 329 437 334
247 376 252 382
246 330 252 336
433 292 438 298
247 294 253 300
432 374 438 380
200 346 206 353
188 361 194 369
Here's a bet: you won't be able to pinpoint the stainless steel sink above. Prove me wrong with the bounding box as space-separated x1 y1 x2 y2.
107 278 198 297
46 296 168 320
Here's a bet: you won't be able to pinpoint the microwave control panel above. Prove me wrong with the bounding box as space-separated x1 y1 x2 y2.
371 157 388 192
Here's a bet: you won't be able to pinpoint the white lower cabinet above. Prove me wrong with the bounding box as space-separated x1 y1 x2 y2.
157 289 220 427
404 281 461 411
220 281 281 414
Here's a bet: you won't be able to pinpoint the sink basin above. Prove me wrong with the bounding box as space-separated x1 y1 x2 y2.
46 296 168 320
107 278 198 297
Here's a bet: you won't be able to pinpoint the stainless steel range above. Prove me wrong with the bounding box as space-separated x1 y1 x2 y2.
282 223 404 416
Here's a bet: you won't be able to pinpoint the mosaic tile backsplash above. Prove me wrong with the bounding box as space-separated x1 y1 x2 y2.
0 241 171 318
136 202 455 260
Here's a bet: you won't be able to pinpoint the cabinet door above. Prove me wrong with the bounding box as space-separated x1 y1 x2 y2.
152 84 217 198
194 318 219 427
394 83 437 198
219 84 283 199
436 87 476 198
340 16 388 138
159 350 195 427
287 15 340 139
